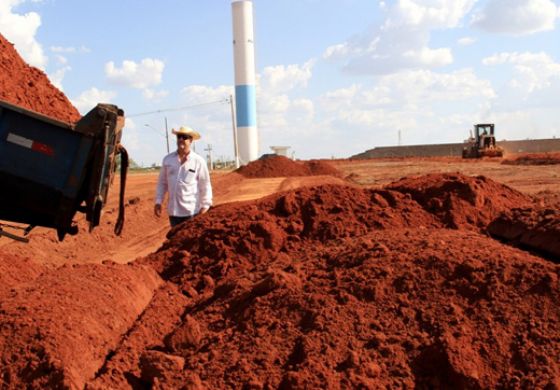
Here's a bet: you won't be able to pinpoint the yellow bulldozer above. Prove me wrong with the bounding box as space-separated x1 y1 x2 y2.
462 123 504 158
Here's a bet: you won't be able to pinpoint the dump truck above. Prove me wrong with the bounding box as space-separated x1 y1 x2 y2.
462 123 504 158
0 99 128 242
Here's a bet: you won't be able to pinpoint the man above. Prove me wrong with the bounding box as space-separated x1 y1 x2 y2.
154 126 212 227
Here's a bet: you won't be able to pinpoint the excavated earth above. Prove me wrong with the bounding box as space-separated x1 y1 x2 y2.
237 155 343 178
502 152 560 166
0 34 81 123
2 33 560 389
4 168 560 389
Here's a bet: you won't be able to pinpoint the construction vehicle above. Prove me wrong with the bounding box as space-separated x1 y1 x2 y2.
462 123 504 158
0 99 128 242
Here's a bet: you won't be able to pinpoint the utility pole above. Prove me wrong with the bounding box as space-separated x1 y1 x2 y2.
229 94 240 168
204 144 213 171
164 117 170 154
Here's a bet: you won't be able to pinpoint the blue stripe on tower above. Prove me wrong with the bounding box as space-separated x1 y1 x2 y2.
235 85 257 128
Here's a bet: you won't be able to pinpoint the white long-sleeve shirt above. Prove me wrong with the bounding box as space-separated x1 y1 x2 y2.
155 151 212 217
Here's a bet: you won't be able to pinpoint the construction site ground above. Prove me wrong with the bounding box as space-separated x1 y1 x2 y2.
2 156 558 266
1 155 560 389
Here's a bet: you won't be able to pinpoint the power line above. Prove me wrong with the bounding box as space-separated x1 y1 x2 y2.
128 98 230 118
144 123 165 137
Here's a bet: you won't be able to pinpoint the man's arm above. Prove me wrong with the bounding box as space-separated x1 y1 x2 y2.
198 159 213 214
154 161 168 217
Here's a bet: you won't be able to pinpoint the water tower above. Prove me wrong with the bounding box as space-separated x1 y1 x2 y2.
232 0 259 166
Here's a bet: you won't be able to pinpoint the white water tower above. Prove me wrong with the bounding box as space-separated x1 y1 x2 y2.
232 0 259 166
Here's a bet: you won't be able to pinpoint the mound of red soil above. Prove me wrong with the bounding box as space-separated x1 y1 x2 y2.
3 173 557 388
488 207 560 259
236 156 341 178
0 253 46 296
502 153 560 166
100 173 557 389
386 173 532 230
0 263 161 389
142 184 442 279
305 159 343 176
134 229 559 389
0 34 81 123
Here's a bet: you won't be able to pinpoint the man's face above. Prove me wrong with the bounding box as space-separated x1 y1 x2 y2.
177 134 193 153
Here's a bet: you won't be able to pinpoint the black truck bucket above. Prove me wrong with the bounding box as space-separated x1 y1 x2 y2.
0 99 126 240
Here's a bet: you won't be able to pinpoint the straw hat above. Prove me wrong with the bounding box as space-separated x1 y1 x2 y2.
172 126 201 140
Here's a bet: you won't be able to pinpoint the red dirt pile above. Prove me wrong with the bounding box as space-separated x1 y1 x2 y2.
0 253 47 296
84 173 559 389
237 155 342 178
2 172 557 389
489 206 560 259
386 173 532 231
502 152 560 166
135 230 559 389
0 263 161 389
0 33 81 123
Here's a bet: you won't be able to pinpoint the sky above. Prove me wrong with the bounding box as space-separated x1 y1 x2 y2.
1 0 559 166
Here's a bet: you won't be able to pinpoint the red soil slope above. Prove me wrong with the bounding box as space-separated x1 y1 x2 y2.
0 263 161 389
237 156 342 178
386 173 532 230
0 33 81 123
110 173 556 389
489 206 560 259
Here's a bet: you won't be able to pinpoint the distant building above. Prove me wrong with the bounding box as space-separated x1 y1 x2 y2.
270 146 290 157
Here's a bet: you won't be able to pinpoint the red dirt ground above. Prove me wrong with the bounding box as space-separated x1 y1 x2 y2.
502 152 560 166
2 39 560 389
0 33 81 123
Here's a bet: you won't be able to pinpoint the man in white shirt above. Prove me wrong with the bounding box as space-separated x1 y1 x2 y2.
154 126 213 227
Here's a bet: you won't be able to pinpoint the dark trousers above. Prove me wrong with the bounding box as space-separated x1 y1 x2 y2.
169 215 192 227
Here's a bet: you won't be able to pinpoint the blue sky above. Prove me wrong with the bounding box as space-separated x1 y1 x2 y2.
1 0 559 165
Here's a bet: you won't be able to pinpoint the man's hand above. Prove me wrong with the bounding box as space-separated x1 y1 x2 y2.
199 207 209 215
154 204 162 217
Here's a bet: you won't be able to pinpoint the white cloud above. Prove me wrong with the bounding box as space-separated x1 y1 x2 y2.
323 84 360 101
0 0 47 68
180 85 232 106
259 60 315 94
48 65 70 91
483 51 560 93
322 69 495 116
322 43 355 61
482 51 560 115
50 45 90 54
71 87 117 114
105 58 165 89
53 54 67 65
385 0 477 29
172 85 235 159
121 117 140 152
255 60 316 140
293 68 499 156
323 0 477 75
458 36 475 45
142 88 169 101
472 0 559 35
